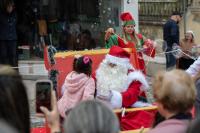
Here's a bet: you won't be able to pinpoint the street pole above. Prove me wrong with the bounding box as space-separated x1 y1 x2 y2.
183 0 187 34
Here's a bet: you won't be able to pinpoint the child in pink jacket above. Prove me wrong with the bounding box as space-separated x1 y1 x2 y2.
57 55 95 117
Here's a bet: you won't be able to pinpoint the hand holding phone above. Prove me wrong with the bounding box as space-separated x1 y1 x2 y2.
36 80 52 113
40 90 60 132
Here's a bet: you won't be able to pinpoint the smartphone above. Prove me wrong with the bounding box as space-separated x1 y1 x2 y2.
35 80 52 113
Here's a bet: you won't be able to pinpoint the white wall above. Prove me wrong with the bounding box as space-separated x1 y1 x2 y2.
121 0 139 32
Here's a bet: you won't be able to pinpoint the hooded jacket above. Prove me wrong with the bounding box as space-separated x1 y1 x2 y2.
57 71 95 117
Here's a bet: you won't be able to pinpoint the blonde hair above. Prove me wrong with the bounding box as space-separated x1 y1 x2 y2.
152 69 196 113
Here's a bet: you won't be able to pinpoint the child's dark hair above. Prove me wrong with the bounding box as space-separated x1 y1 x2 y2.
73 56 92 76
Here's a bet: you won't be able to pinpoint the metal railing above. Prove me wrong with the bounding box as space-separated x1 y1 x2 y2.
139 0 192 24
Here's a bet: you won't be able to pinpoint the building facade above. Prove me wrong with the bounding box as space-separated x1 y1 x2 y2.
16 0 200 60
15 0 139 60
139 0 200 45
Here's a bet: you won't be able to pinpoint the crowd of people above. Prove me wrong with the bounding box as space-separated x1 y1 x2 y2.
0 64 199 133
40 10 200 133
0 47 199 133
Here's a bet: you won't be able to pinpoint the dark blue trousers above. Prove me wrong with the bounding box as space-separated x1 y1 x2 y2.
0 40 17 67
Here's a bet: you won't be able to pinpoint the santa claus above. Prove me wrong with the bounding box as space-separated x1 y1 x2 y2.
95 45 151 109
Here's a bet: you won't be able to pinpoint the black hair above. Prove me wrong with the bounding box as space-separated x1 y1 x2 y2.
0 66 30 133
73 56 92 76
81 29 91 37
171 11 182 17
0 0 14 12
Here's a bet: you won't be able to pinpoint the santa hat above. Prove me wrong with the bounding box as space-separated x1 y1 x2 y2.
120 12 135 26
104 46 133 69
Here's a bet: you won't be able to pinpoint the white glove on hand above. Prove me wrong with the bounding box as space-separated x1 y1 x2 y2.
131 101 152 108
110 90 122 109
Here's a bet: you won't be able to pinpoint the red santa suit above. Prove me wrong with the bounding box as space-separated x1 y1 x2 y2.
95 46 155 130
96 46 150 108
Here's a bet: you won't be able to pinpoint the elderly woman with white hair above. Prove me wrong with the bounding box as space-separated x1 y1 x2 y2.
148 70 196 133
178 30 197 70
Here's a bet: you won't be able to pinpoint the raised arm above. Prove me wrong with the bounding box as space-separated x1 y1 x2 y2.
105 28 119 48
186 57 200 77
139 34 155 58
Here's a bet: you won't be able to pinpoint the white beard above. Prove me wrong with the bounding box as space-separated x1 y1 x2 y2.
96 61 129 96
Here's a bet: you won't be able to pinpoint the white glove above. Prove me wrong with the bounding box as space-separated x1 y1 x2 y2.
110 90 122 109
131 101 152 108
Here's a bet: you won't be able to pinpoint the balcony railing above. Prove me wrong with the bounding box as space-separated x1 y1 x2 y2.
190 0 200 13
139 0 192 24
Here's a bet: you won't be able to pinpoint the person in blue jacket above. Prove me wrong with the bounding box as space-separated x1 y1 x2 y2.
163 11 182 70
0 0 17 67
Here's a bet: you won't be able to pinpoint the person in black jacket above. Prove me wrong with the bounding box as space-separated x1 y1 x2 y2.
0 0 17 67
163 11 182 70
